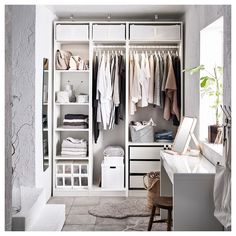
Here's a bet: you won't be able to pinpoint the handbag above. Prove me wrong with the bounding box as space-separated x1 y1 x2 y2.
55 49 72 70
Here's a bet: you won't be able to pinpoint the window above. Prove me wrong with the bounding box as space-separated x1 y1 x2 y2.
200 17 224 141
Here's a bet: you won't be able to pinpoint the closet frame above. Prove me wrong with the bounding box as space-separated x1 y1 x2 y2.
52 21 184 197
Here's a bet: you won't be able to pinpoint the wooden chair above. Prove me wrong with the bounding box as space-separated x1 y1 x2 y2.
148 196 173 231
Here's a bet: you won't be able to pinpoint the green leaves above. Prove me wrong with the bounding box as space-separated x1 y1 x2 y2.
183 65 205 75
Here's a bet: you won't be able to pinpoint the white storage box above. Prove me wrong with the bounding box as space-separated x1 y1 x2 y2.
156 25 181 41
101 161 124 189
129 25 156 41
56 24 89 41
104 156 124 165
93 24 126 41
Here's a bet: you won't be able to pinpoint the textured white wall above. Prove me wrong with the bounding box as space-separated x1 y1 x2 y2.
35 5 56 201
184 5 231 138
11 5 36 187
5 5 12 231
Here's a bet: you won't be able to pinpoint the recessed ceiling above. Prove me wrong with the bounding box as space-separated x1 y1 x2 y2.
47 5 186 20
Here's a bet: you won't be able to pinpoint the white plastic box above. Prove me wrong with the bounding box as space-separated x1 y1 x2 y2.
56 24 89 41
104 156 124 165
101 161 124 189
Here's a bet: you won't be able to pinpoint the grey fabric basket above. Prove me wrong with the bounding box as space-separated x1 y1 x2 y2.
130 125 154 143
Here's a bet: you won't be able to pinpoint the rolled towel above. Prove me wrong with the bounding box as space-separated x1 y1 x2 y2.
64 114 88 120
103 146 124 157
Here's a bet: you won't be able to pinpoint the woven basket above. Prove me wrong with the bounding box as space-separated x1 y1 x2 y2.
143 172 160 214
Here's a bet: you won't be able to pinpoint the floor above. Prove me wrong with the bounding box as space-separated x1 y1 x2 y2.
47 196 166 231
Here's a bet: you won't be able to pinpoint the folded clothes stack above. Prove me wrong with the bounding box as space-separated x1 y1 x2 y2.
61 137 87 157
63 114 88 129
154 130 174 142
103 146 124 157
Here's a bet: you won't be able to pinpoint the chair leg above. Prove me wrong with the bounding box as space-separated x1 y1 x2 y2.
167 209 172 231
148 205 156 231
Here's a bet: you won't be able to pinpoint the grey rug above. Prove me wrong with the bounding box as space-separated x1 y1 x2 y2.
88 198 152 219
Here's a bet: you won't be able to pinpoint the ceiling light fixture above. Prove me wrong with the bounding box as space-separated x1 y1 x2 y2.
154 14 159 21
107 14 111 21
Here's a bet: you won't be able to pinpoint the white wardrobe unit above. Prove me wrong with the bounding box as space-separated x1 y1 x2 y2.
52 21 183 197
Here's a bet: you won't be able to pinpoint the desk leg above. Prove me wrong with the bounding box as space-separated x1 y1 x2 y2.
160 161 172 219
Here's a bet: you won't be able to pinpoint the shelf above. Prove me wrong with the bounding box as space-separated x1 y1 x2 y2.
43 128 48 131
55 155 89 161
55 127 89 132
43 102 48 105
55 70 89 73
128 142 173 146
55 102 89 106
55 40 89 44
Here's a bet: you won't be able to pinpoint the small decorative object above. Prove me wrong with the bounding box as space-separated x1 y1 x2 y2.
65 81 75 102
84 59 89 70
78 57 84 70
184 65 223 143
76 93 89 103
56 91 69 103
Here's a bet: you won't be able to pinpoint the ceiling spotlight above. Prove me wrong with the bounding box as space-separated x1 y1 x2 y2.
107 14 111 20
70 14 74 20
154 14 159 20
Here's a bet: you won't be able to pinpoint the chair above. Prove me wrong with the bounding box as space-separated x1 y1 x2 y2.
148 196 173 231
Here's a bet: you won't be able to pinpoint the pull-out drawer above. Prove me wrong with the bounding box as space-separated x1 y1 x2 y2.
56 24 89 41
130 161 160 174
129 24 181 41
93 24 126 41
129 175 145 189
129 146 162 160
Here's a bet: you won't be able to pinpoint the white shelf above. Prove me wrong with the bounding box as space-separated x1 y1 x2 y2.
55 155 89 161
128 142 173 146
43 102 48 105
55 127 89 132
55 102 89 106
55 70 89 73
43 128 48 131
55 40 89 44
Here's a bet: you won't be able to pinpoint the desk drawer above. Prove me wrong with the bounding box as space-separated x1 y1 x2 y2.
130 146 162 160
130 175 145 189
130 161 160 173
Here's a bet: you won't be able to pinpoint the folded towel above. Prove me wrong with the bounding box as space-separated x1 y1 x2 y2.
65 114 88 120
62 137 87 148
63 122 88 127
61 147 87 152
103 146 124 157
61 151 87 156
63 118 88 123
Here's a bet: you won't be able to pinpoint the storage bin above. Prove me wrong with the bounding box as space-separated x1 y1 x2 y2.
129 25 156 40
101 161 124 189
130 125 154 143
93 24 126 41
104 156 124 165
56 24 89 41
156 25 181 41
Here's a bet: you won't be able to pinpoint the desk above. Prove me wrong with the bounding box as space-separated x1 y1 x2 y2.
160 151 222 231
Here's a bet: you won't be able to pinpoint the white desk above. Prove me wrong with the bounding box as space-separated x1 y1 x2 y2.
160 151 222 231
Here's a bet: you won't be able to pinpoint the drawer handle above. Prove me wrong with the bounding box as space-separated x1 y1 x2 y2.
110 166 116 169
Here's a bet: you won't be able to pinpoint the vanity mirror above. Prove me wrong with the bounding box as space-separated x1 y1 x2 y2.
171 116 200 154
43 58 49 171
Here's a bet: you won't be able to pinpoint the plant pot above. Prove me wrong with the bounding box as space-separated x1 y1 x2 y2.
208 125 220 143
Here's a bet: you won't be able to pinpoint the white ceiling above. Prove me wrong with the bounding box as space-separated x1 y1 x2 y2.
47 5 186 20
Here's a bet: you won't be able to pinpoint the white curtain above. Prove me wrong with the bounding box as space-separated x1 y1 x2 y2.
214 116 231 228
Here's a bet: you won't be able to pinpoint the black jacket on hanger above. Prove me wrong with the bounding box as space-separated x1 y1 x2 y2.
93 55 99 143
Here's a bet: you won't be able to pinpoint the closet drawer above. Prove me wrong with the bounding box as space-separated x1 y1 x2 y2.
129 25 156 40
156 25 181 41
130 161 160 173
56 24 89 41
129 175 145 189
129 24 181 41
129 146 162 160
93 24 126 41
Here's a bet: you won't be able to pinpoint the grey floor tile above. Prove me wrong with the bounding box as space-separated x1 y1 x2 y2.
69 206 89 215
47 196 74 206
66 214 96 225
95 224 127 231
63 224 95 231
73 196 100 206
95 217 127 225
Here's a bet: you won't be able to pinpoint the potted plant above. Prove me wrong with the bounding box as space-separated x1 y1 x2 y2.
184 65 223 143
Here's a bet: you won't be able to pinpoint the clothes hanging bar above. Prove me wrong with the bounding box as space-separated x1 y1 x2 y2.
93 45 126 48
129 45 179 49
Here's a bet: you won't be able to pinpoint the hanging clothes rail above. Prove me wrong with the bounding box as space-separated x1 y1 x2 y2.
93 45 126 48
129 45 179 49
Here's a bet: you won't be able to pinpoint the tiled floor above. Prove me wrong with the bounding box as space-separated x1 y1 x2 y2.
48 196 165 231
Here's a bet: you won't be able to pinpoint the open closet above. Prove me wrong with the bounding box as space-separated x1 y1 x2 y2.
52 21 183 197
